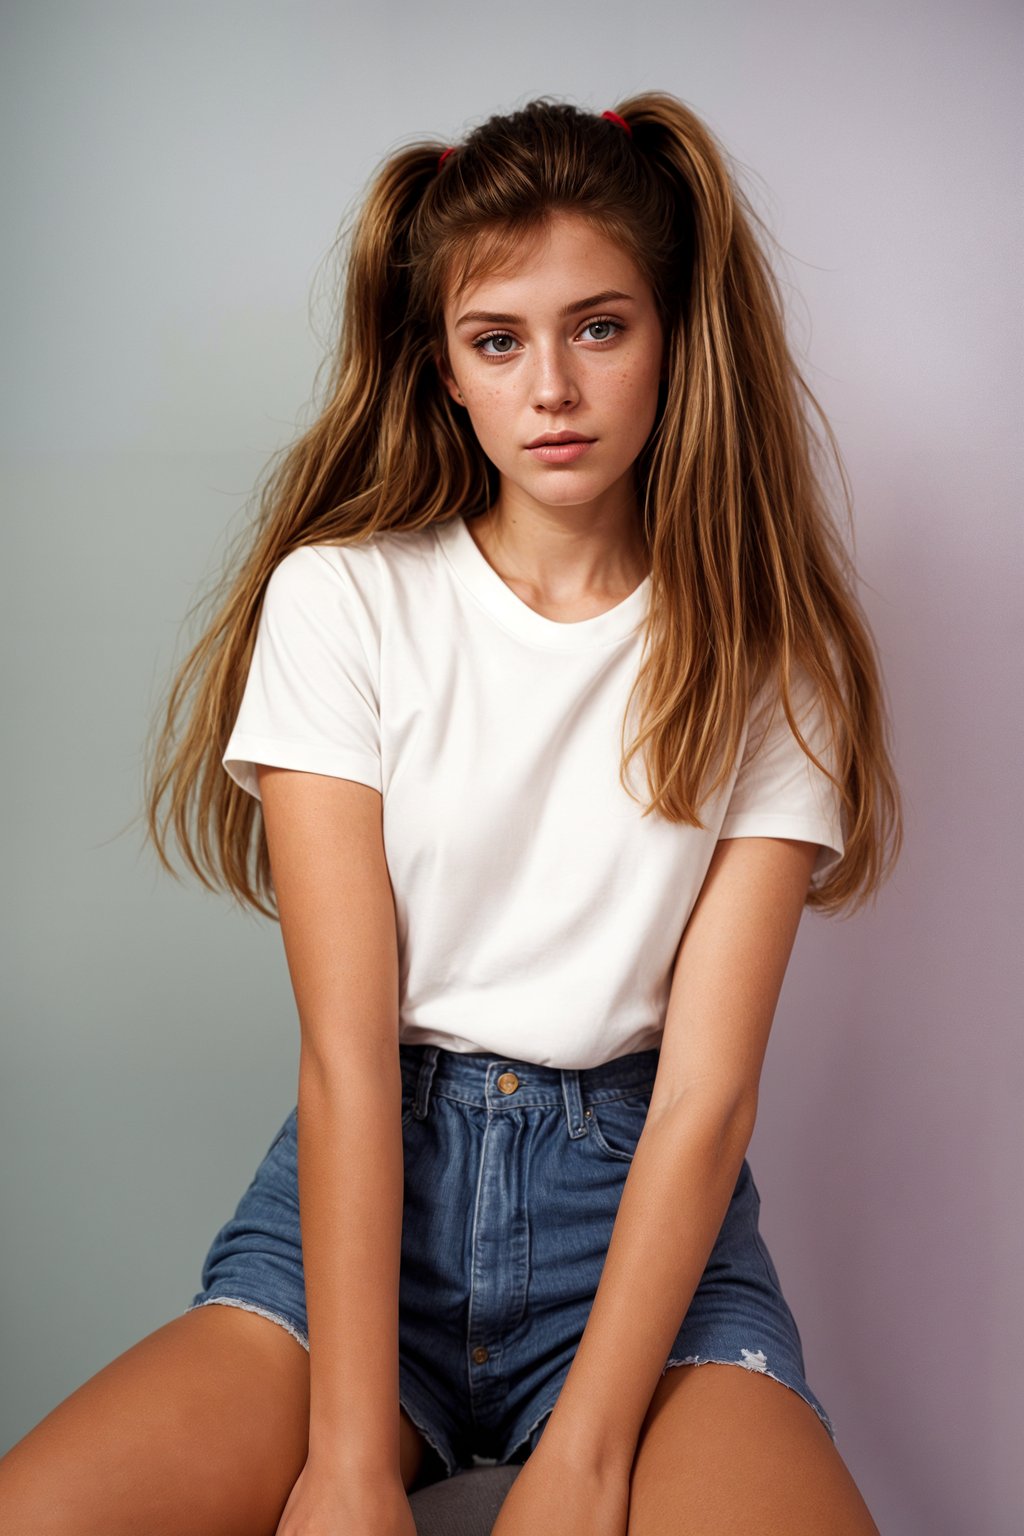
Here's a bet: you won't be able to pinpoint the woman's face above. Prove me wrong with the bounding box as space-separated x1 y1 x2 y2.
437 211 665 518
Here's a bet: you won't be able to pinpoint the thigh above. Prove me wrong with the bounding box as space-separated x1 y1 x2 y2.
627 1362 879 1535
0 1305 310 1536
0 1301 428 1535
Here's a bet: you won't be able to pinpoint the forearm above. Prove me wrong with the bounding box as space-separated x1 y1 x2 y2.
542 1096 754 1470
297 1048 405 1478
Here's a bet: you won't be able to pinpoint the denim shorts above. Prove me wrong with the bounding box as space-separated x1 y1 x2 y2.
184 1042 836 1483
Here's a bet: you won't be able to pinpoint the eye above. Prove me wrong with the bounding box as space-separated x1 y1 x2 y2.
579 318 623 343
470 316 625 360
472 331 519 357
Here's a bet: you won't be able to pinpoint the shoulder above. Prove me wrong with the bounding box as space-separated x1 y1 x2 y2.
745 638 844 742
271 525 437 597
271 538 378 592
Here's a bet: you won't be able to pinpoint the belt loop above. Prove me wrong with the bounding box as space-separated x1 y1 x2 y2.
414 1045 440 1119
561 1069 588 1140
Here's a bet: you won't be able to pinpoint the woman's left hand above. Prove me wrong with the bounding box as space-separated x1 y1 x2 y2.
490 1440 631 1536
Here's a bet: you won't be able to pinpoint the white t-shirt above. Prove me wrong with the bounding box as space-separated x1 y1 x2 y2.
224 513 845 1068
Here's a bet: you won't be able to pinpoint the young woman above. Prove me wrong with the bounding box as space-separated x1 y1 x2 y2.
0 93 899 1534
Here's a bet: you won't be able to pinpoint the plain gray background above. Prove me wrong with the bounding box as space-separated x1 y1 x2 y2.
2 3 1020 1532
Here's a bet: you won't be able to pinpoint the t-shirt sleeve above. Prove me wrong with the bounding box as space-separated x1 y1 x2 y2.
222 543 382 801
717 658 846 889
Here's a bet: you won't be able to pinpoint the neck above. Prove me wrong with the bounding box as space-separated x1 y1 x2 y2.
467 501 650 603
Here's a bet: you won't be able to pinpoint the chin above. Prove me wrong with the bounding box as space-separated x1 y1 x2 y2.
527 480 613 508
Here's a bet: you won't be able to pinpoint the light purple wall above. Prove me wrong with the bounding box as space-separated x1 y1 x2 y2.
3 3 1019 1530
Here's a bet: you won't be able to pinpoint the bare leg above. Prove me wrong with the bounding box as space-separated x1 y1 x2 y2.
0 1304 428 1535
626 1362 879 1535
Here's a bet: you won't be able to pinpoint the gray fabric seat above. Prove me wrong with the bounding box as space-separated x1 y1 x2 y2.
407 1462 523 1535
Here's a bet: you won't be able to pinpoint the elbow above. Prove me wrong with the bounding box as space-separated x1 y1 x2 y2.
649 1083 758 1157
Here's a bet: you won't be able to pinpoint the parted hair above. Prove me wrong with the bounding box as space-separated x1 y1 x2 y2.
143 90 902 919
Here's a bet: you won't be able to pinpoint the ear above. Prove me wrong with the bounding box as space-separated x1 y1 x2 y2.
434 351 464 407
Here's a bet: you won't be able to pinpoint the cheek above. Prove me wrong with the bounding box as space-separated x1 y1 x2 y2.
466 385 512 434
609 365 661 425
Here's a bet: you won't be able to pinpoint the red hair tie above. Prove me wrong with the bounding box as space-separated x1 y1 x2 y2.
437 145 456 172
601 109 632 137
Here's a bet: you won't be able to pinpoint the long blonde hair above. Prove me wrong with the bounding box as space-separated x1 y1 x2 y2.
143 91 902 920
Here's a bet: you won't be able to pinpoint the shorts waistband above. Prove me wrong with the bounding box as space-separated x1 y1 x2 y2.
398 1042 660 1140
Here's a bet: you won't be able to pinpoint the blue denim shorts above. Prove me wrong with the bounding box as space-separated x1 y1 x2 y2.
184 1042 836 1482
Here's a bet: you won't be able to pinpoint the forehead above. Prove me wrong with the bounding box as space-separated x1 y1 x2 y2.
444 210 642 314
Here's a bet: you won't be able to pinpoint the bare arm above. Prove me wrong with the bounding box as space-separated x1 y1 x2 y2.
257 761 405 1481
537 833 822 1472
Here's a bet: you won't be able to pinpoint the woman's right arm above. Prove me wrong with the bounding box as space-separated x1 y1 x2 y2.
256 761 407 1488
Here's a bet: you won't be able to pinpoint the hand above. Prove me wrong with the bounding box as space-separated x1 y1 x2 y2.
490 1440 631 1536
274 1458 417 1536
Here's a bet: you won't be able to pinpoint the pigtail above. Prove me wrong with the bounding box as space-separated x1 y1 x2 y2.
330 143 497 532
602 93 900 912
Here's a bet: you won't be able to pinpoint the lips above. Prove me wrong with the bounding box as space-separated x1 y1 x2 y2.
526 439 595 464
525 431 595 448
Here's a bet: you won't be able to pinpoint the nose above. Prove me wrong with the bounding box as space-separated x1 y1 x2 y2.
530 339 580 412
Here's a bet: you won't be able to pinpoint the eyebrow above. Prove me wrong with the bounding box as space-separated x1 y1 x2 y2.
454 290 636 327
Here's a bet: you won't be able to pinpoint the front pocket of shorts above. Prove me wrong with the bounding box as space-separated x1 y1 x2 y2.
585 1096 651 1162
400 1082 420 1128
244 1107 299 1207
263 1107 297 1159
